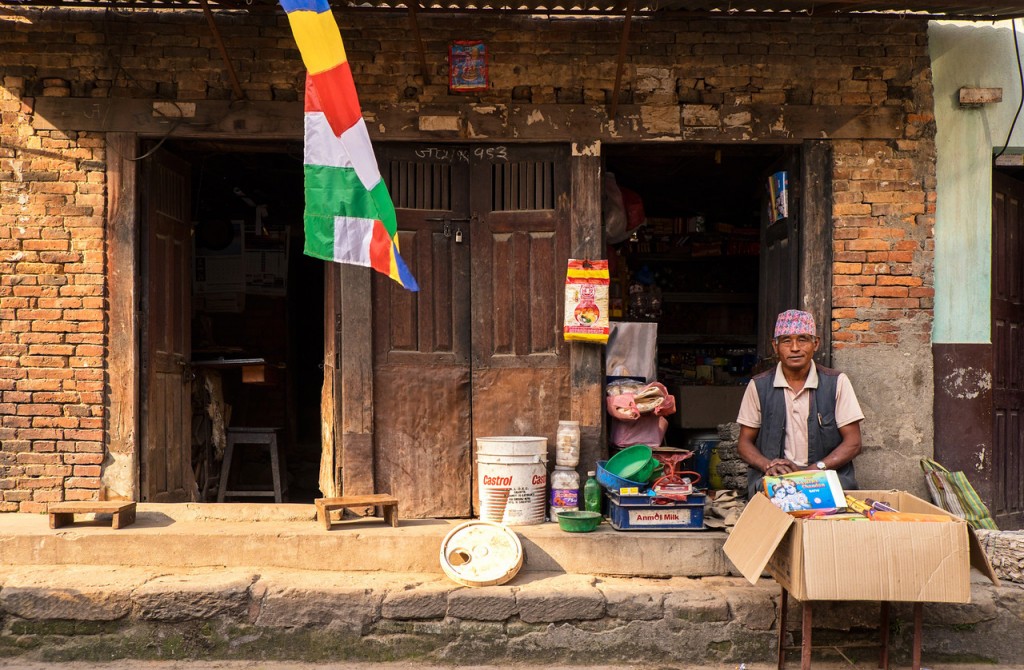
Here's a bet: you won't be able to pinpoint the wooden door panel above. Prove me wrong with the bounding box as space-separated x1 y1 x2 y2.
992 172 1024 525
142 148 193 502
471 145 572 500
372 144 472 518
374 366 472 516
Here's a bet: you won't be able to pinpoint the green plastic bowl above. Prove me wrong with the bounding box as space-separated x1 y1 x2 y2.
605 445 654 480
556 510 602 532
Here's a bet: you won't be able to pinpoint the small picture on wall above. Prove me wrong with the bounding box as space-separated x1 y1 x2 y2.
449 40 488 93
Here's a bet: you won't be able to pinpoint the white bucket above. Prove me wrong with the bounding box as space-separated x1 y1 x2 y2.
476 436 548 526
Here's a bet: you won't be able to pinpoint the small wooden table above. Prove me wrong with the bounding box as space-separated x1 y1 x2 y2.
315 494 399 530
778 587 924 670
48 501 137 530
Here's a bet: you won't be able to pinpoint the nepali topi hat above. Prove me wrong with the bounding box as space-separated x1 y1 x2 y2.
774 309 816 338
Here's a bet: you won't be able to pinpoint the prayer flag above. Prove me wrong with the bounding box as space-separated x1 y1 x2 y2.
280 0 418 291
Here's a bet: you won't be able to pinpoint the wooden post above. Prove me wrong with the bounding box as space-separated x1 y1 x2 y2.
338 264 376 499
106 133 140 502
570 142 605 474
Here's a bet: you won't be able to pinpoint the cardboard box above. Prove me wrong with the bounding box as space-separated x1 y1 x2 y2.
723 490 998 603
674 386 746 429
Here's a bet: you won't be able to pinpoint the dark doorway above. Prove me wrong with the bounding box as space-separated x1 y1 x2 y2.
992 168 1024 528
160 139 324 503
602 143 790 445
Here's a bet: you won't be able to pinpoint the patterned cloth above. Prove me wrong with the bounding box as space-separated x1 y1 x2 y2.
774 309 816 337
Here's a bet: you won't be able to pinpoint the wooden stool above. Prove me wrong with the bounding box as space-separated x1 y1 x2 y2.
49 501 137 529
217 427 283 503
315 494 399 530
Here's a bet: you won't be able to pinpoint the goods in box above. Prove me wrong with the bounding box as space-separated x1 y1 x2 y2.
724 490 998 603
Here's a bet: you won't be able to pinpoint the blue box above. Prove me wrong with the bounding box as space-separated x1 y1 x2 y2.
605 492 705 531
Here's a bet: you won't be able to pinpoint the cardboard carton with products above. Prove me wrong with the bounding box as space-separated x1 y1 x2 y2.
723 489 998 603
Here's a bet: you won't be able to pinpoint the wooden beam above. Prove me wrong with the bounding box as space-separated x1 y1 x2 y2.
608 0 635 123
200 0 246 101
338 264 376 497
106 132 140 501
407 1 431 86
569 142 606 465
32 98 906 142
800 140 833 367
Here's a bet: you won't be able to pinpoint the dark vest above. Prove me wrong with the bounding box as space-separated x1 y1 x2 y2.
746 364 858 499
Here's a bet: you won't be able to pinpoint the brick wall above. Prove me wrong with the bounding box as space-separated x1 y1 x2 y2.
0 9 935 509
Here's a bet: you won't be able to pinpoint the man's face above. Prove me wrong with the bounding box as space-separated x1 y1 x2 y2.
772 334 820 375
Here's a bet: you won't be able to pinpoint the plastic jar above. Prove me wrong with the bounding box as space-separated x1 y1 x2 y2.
555 420 581 467
549 465 580 519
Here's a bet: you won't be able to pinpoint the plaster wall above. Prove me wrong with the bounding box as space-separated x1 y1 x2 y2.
929 20 1024 343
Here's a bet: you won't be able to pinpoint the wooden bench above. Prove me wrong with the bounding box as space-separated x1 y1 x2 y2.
315 494 399 530
48 501 137 530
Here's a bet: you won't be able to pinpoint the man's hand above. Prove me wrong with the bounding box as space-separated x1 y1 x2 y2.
764 458 799 476
738 425 800 476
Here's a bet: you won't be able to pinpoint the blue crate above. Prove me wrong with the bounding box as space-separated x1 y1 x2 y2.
605 492 706 531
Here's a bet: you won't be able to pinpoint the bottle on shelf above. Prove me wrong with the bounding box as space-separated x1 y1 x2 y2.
583 471 601 514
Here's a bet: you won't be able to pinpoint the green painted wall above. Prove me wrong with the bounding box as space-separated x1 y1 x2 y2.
930 20 1024 343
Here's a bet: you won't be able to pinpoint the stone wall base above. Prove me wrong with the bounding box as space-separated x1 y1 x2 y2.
0 567 1020 665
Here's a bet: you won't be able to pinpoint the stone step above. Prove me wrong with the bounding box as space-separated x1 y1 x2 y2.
0 564 1012 667
3 503 732 577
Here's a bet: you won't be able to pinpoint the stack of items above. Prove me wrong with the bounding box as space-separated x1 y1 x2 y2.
596 445 705 531
712 422 747 494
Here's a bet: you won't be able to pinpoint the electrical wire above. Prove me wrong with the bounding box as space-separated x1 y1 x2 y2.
995 18 1023 160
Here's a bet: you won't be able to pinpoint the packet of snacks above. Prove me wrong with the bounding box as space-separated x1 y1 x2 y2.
563 259 610 343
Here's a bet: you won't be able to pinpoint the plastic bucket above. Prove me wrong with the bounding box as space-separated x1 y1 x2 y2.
476 436 548 526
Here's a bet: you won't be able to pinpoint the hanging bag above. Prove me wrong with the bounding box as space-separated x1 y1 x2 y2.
920 457 998 530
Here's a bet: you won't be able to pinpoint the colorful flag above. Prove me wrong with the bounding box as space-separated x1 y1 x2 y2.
280 0 418 291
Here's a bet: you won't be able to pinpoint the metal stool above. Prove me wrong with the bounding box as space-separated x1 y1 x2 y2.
217 427 283 503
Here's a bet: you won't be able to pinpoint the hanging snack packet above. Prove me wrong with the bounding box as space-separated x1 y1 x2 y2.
564 259 610 343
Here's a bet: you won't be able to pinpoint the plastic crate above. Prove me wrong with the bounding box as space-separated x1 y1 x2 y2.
605 491 706 531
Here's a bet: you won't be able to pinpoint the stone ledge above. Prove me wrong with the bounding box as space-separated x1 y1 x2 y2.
0 566 1019 666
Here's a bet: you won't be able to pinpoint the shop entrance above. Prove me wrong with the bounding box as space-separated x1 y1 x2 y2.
991 169 1024 527
603 142 831 445
139 140 324 503
368 143 571 518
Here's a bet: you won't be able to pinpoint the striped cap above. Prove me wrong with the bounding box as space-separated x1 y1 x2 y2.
774 310 817 338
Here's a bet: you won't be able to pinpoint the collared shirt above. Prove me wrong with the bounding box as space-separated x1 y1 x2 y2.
736 362 865 467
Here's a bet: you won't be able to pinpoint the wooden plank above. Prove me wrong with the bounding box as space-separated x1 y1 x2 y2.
339 264 375 498
33 98 905 143
569 146 606 473
319 268 341 499
800 140 833 366
32 98 304 137
106 133 140 501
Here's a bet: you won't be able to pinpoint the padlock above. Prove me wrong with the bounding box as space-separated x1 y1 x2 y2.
455 228 463 243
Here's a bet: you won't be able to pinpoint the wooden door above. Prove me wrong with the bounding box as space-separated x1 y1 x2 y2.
992 171 1024 527
470 144 572 508
372 145 473 518
141 149 194 502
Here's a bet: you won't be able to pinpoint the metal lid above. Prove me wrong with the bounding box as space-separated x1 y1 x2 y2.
439 520 523 587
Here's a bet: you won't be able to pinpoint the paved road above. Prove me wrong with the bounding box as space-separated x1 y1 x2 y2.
1 662 1023 670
